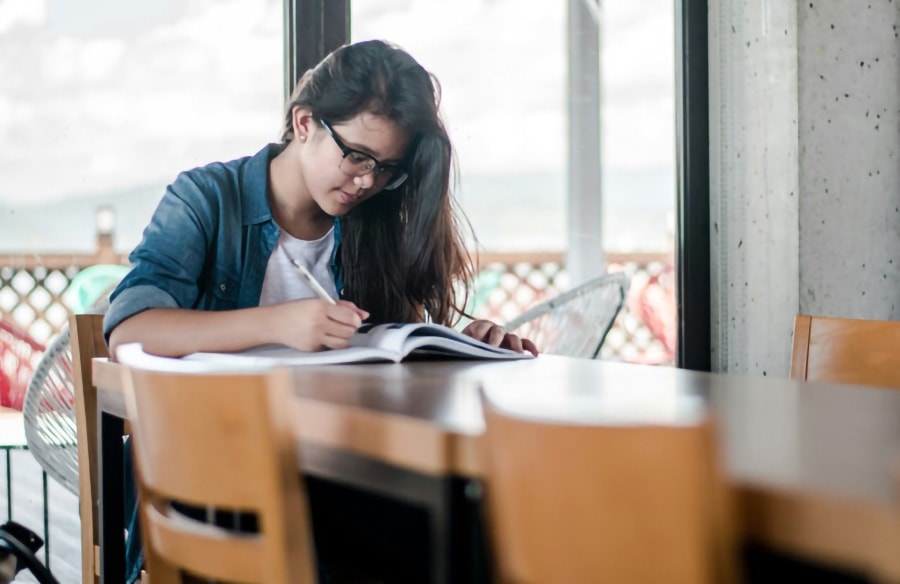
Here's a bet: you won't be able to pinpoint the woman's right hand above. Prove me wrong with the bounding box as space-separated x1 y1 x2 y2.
273 298 369 351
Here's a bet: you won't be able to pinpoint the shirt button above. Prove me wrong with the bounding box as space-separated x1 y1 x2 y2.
219 283 227 292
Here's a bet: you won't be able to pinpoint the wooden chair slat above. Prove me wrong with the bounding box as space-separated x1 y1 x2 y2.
70 314 107 583
790 315 900 389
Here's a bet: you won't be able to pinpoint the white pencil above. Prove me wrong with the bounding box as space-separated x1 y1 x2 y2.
288 258 337 305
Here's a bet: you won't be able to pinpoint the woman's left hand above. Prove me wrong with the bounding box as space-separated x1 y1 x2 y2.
461 319 539 356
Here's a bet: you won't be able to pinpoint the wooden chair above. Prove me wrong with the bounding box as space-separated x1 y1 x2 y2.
70 314 108 584
790 315 900 389
479 390 735 584
119 361 317 583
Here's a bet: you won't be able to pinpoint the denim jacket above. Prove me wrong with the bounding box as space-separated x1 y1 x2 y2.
104 143 343 341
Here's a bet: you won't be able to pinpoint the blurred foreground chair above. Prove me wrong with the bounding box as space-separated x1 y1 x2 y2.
479 388 735 583
119 351 317 583
790 315 900 389
503 272 629 359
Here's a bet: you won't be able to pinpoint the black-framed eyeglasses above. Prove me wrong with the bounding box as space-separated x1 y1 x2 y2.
318 118 408 191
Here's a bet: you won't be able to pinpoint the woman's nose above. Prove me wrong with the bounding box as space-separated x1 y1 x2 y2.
354 172 376 190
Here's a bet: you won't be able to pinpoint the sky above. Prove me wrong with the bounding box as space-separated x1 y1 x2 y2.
352 0 675 175
0 0 284 203
0 0 675 252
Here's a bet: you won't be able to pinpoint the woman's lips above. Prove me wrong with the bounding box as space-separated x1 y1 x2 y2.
339 191 359 205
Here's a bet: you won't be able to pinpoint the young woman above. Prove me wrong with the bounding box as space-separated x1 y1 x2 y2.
109 39 535 583
105 39 537 357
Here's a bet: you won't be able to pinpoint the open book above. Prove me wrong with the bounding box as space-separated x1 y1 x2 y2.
185 322 534 367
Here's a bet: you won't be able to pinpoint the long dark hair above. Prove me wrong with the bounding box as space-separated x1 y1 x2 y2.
282 40 473 326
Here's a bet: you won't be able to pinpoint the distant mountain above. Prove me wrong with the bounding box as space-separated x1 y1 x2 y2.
0 169 674 255
0 184 166 254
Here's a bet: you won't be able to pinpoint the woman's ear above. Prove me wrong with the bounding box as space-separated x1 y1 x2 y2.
292 107 314 142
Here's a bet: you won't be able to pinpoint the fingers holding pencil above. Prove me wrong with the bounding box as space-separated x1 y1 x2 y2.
334 299 370 321
271 298 366 351
276 254 369 349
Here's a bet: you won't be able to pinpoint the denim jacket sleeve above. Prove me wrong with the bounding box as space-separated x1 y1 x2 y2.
103 170 223 340
104 144 342 342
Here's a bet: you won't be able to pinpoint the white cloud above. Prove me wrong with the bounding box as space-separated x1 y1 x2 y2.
80 38 126 82
42 36 80 85
0 0 47 34
38 37 126 86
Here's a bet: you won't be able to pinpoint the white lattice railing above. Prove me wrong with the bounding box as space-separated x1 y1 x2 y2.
0 248 675 364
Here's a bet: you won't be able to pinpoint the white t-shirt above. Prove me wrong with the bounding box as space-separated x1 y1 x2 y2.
259 227 338 306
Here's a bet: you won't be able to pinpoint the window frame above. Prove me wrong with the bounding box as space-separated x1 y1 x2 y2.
285 0 349 98
674 0 711 371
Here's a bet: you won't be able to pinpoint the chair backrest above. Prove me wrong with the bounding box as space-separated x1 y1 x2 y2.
25 295 116 498
69 314 108 584
23 326 79 494
790 315 900 389
121 364 316 584
503 272 629 358
480 391 734 584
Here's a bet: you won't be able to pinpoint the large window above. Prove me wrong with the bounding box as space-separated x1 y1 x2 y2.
1 0 679 363
353 1 568 252
352 0 676 363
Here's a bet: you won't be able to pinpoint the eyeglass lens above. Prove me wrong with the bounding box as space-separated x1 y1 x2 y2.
339 155 407 190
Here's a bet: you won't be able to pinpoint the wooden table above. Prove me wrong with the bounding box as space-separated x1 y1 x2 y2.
93 356 900 583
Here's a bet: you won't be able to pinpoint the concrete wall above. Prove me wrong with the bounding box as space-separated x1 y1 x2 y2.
709 0 801 376
797 1 900 320
709 0 899 376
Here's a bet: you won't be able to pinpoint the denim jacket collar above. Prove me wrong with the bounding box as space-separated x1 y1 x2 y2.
241 143 283 226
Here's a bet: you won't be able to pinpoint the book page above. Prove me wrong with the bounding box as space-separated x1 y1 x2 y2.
185 322 533 367
351 322 532 360
404 335 530 359
349 323 429 354
186 344 399 367
405 324 517 352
